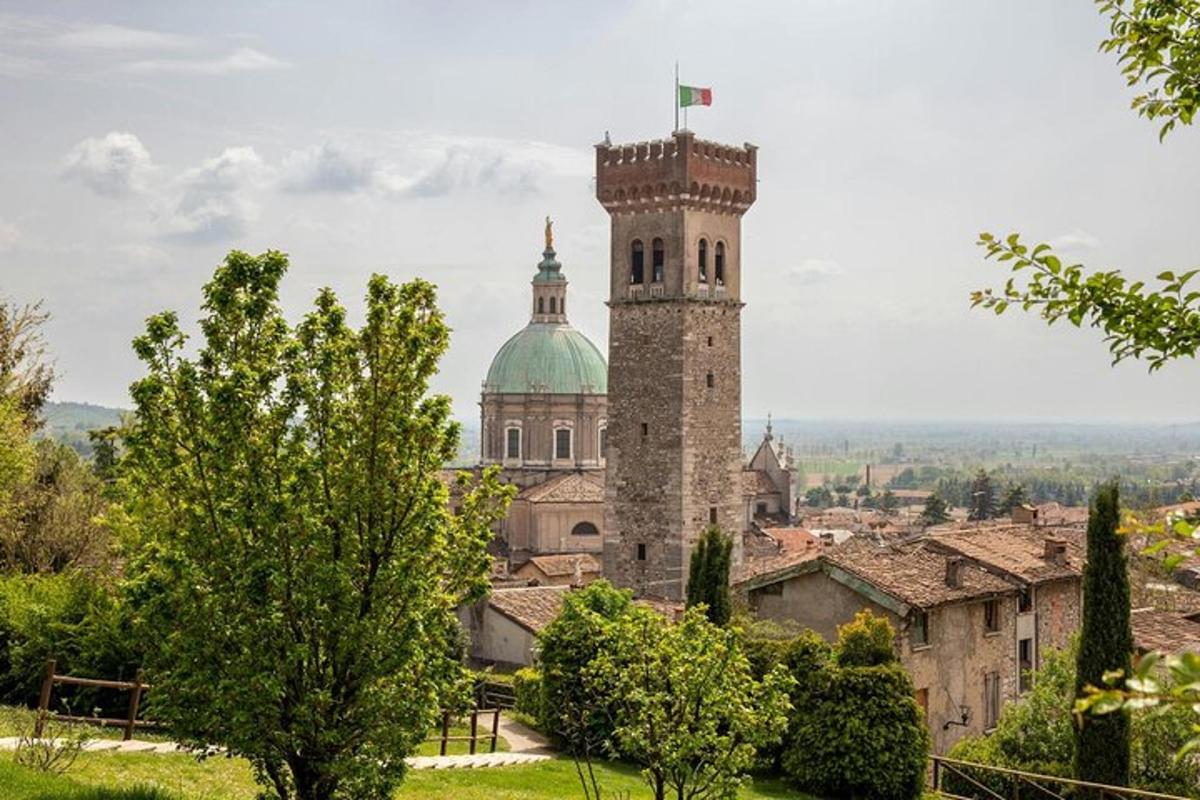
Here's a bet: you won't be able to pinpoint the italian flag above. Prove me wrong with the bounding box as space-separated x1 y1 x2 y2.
678 85 712 107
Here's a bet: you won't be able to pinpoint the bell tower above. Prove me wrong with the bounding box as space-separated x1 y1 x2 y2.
595 129 757 600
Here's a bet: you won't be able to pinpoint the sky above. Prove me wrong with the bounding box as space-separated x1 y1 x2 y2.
1 1 1198 424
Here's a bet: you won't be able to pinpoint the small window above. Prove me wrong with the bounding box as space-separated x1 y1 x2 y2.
984 599 1001 633
599 426 608 459
636 543 646 561
706 336 713 347
715 241 726 285
537 297 544 314
652 238 665 283
984 671 1001 729
630 240 645 285
641 422 648 437
1019 638 1034 692
709 507 718 524
706 372 714 388
911 612 929 647
505 428 521 460
698 238 708 282
555 428 572 460
549 296 557 314
1018 588 1033 613
560 297 564 314
572 521 600 537
755 502 767 516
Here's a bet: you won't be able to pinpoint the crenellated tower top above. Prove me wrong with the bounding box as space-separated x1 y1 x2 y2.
595 129 757 216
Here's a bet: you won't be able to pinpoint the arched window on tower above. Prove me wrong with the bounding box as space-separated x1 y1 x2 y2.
549 296 557 314
698 238 708 283
652 238 665 283
630 240 644 284
560 296 565 314
715 241 726 286
537 297 544 314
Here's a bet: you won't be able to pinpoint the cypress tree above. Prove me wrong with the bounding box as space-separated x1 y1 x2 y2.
1074 481 1132 793
686 525 732 625
968 469 995 521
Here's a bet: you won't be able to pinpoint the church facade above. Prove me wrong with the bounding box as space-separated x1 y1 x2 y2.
479 223 609 566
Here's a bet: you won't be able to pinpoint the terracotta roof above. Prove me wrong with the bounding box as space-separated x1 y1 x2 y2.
518 472 605 504
765 527 815 553
1133 608 1200 655
487 585 569 632
1156 501 1200 520
928 524 1084 585
1033 503 1090 526
743 469 780 496
525 553 601 578
825 538 1016 610
733 545 821 588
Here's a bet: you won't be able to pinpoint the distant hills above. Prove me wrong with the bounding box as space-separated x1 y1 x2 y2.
38 401 127 456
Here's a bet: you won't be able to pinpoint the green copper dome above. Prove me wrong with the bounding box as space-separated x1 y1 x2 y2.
485 323 608 395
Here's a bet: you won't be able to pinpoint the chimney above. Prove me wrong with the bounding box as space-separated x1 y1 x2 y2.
1043 538 1067 566
945 556 964 588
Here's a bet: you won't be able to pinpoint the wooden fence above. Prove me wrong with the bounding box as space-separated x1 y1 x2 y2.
34 658 156 741
426 709 502 756
929 756 1190 800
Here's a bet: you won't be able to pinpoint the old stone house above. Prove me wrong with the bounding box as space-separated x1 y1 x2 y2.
513 553 602 587
458 585 569 670
738 523 1084 753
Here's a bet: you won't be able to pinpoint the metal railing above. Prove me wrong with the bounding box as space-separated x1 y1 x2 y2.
930 756 1190 800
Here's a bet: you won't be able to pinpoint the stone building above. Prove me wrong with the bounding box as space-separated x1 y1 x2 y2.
744 419 793 526
737 523 1085 753
596 129 758 601
479 223 609 565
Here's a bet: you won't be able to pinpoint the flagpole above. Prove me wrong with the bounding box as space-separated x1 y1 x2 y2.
674 61 679 133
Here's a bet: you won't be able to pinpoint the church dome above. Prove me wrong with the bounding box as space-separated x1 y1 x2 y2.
485 323 607 395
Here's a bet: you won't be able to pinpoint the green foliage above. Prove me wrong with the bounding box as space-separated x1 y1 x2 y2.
920 492 951 526
967 469 995 521
973 232 1200 371
1075 482 1133 790
1097 0 1200 140
534 579 633 754
998 483 1029 515
0 300 54 430
0 573 140 710
951 641 1200 798
685 526 732 626
0 396 33 521
835 609 897 668
783 663 929 800
512 667 544 725
589 606 793 800
117 251 513 800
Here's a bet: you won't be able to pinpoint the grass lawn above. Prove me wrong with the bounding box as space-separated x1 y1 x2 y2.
0 752 812 799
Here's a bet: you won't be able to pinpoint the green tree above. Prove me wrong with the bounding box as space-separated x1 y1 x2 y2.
1075 481 1133 792
535 579 634 755
968 469 995 522
972 2 1200 368
686 526 732 626
0 300 54 429
920 493 951 526
1098 0 1200 140
880 488 899 514
118 251 512 800
783 612 929 800
835 609 896 668
589 605 792 800
998 483 1029 516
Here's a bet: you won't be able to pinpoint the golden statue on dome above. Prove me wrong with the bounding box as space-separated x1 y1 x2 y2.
544 215 553 249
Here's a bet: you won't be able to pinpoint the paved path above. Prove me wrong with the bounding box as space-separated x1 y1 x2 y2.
0 712 557 770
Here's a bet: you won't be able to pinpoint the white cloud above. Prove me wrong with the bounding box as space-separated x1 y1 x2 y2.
123 47 290 76
1048 229 1101 253
51 22 196 51
280 143 377 193
788 258 845 285
61 131 154 197
161 146 268 243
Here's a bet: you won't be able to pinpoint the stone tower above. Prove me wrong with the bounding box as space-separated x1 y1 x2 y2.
595 129 757 601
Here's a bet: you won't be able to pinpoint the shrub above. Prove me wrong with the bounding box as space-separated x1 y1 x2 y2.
512 667 544 725
835 608 896 667
535 580 634 754
784 663 929 800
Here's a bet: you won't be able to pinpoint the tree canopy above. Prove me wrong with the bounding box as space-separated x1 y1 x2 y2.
118 251 512 800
